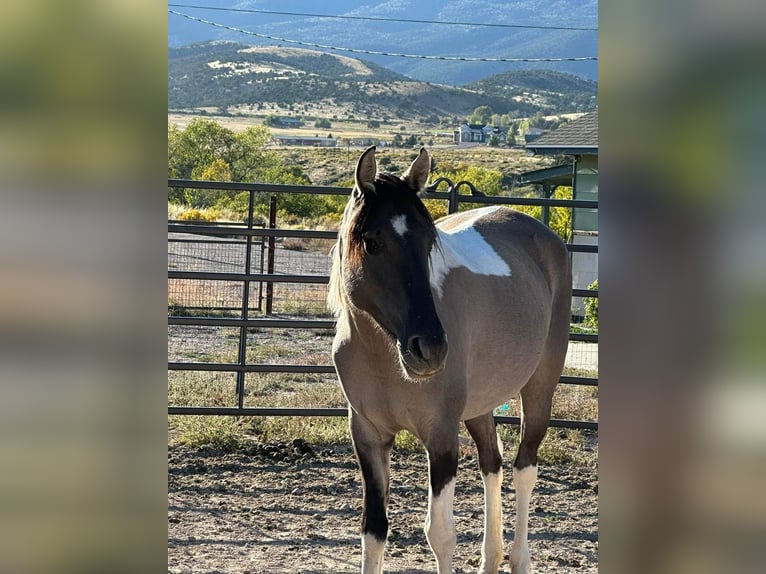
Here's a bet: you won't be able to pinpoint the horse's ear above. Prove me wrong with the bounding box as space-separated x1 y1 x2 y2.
354 145 377 199
403 147 430 192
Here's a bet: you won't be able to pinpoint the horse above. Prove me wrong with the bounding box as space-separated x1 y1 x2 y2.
328 146 572 574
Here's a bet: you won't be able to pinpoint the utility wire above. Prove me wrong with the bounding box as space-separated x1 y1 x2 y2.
168 3 598 32
169 10 598 63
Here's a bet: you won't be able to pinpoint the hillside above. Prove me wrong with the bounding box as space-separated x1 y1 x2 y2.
466 70 597 112
169 42 596 120
168 0 598 84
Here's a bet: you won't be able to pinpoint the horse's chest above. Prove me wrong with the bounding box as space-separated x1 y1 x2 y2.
333 337 434 429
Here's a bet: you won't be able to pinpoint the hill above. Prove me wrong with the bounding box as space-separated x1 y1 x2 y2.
466 69 597 112
168 0 598 84
169 42 596 120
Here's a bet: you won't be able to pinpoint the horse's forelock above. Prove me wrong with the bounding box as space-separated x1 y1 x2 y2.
371 172 436 233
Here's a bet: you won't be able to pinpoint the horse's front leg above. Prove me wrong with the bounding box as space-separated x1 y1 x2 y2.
350 411 394 574
425 432 459 574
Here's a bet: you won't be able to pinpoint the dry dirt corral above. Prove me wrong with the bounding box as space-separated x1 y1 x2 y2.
168 440 597 573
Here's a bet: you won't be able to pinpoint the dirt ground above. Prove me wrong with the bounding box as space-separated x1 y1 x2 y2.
168 440 597 573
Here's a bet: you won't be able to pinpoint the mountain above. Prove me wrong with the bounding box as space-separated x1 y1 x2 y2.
168 42 597 119
466 69 597 111
168 0 598 84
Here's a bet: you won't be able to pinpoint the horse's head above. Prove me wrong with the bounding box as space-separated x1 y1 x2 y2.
332 146 448 380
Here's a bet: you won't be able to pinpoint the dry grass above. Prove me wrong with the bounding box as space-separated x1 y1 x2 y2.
169 359 597 465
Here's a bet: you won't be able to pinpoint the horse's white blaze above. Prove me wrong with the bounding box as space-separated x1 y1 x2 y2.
511 465 537 574
429 206 511 298
362 533 386 574
480 470 504 573
391 213 408 237
425 477 457 574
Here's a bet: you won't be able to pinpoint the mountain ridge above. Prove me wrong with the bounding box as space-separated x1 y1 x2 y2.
169 41 597 120
168 0 598 84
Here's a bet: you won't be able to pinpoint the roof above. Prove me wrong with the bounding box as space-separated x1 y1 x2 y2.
515 163 574 187
525 111 598 155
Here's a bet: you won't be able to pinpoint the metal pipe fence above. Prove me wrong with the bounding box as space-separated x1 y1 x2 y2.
168 178 598 430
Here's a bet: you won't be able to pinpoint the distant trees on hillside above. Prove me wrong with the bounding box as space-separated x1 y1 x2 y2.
468 105 494 125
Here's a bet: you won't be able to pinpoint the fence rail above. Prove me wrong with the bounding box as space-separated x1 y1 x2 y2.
168 178 598 430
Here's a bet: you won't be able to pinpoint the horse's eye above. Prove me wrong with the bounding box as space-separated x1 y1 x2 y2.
363 237 381 255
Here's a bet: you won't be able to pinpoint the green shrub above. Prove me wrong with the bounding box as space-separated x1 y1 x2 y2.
584 279 598 328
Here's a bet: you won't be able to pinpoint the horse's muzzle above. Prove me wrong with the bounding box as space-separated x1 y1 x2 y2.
400 333 448 379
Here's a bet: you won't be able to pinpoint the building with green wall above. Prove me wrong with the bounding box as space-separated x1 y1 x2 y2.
525 112 598 318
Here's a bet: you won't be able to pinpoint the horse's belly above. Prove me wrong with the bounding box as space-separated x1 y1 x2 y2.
462 355 540 419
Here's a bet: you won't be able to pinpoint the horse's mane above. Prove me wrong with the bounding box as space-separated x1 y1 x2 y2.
327 239 345 317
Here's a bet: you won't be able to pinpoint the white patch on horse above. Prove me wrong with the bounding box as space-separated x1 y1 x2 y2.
391 213 408 238
425 477 457 573
362 533 386 573
510 464 537 574
480 470 504 572
429 206 511 298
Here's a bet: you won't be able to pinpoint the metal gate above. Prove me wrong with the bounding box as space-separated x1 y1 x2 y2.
168 178 598 430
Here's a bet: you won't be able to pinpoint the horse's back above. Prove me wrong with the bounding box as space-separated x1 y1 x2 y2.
437 205 570 302
434 206 571 417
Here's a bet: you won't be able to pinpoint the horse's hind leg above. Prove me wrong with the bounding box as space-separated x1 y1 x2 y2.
350 411 395 574
465 413 504 574
510 380 555 574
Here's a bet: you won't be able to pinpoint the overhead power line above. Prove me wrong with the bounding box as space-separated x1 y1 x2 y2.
168 3 598 32
169 10 598 63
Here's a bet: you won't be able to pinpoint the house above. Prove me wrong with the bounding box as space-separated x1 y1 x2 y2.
270 117 304 128
453 123 494 144
524 111 598 318
348 137 377 147
273 136 336 147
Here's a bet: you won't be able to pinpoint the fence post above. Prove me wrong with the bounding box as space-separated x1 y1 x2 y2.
542 183 551 227
234 190 257 409
265 195 277 314
448 183 459 214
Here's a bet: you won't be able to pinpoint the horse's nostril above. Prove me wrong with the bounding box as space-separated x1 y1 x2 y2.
407 334 447 367
408 335 426 361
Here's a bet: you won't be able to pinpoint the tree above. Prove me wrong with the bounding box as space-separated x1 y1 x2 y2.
468 105 493 125
432 165 504 196
196 158 232 182
487 133 500 147
168 119 312 213
528 112 544 128
314 118 331 129
506 122 519 145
